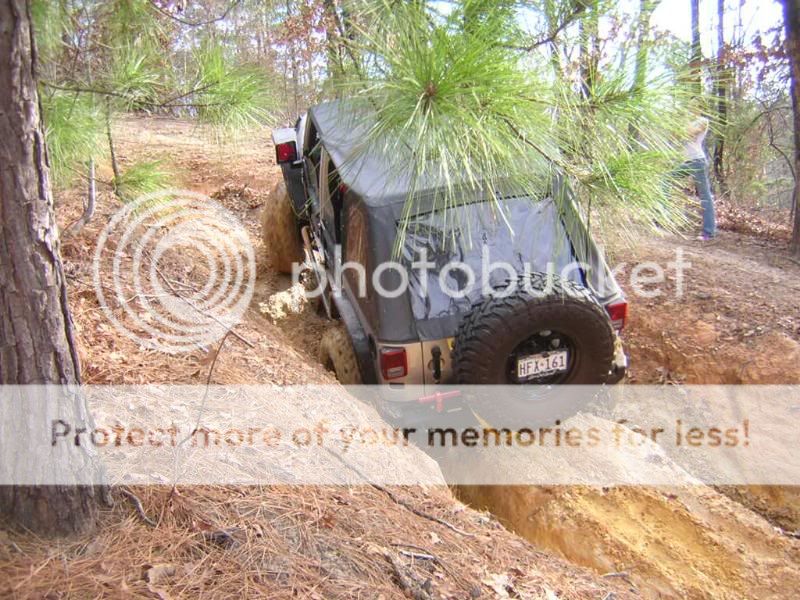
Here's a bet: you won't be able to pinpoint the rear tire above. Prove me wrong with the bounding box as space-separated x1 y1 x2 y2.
319 325 362 384
261 181 303 274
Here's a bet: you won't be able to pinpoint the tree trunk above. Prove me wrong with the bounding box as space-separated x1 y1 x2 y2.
0 0 102 535
689 0 703 96
542 0 564 79
285 0 300 114
713 0 728 191
785 0 800 255
632 0 658 93
579 1 599 98
323 0 343 82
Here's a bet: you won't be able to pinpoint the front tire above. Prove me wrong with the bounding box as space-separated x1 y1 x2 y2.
261 181 303 274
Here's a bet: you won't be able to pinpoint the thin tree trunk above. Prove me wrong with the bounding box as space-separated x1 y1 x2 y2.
580 2 599 98
785 0 800 255
323 0 344 82
106 98 121 195
542 0 564 79
64 158 95 236
0 0 103 535
285 0 300 114
632 0 658 93
689 0 703 97
631 0 659 139
713 0 728 192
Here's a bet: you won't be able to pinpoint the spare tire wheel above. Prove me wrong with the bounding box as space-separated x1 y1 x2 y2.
452 273 614 385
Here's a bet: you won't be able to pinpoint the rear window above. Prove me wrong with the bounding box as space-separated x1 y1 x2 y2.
400 196 579 320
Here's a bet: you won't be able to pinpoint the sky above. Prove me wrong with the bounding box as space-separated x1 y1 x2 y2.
653 0 784 52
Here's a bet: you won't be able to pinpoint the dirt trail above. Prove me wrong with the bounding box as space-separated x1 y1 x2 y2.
40 115 800 599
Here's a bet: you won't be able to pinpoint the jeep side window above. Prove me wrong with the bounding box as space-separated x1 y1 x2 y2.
344 202 370 304
319 151 344 245
328 162 344 244
304 123 322 198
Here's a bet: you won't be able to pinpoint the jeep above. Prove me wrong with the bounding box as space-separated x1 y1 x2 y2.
263 101 628 407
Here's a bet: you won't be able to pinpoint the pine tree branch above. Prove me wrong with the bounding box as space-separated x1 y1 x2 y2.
148 0 244 27
40 81 225 109
503 4 587 52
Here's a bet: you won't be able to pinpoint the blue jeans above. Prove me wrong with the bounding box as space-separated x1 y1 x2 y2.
680 159 716 237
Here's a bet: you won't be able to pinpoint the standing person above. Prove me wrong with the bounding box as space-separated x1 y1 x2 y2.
682 117 717 241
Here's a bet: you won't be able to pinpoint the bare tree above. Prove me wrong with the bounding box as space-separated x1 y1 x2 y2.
690 0 703 96
713 0 728 191
579 0 600 98
0 0 103 534
632 0 659 94
785 0 800 255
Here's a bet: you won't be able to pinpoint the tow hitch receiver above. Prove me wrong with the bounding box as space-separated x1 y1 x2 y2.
418 390 461 413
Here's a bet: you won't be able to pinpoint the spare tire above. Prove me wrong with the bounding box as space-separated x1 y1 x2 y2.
452 273 614 385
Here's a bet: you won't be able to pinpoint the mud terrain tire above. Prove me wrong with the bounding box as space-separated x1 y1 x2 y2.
319 325 362 384
453 273 614 385
261 181 302 274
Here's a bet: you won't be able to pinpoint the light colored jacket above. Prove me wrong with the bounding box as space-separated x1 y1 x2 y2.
684 117 709 162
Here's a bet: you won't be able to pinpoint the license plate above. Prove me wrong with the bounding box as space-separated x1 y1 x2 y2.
517 350 568 380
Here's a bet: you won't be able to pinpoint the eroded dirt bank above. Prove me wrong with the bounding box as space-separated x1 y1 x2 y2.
456 483 800 599
17 115 798 599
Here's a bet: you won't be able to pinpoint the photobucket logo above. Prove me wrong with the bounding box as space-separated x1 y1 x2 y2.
93 190 255 353
295 246 691 301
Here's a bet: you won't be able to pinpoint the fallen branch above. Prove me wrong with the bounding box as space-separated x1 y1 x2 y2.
322 447 476 537
390 543 468 590
150 259 254 349
119 487 157 527
397 549 436 561
601 570 637 588
63 158 96 236
601 571 631 578
374 484 477 537
386 552 433 600
169 328 233 500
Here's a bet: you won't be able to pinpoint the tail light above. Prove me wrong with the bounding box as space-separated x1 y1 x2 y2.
275 141 297 164
380 347 408 380
607 301 628 331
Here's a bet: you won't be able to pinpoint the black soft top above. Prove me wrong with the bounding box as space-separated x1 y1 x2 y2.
307 101 623 342
308 100 452 208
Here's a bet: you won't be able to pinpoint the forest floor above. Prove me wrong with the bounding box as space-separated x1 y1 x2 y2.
2 115 799 599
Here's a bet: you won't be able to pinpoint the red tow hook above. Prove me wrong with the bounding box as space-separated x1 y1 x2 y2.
417 390 461 413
